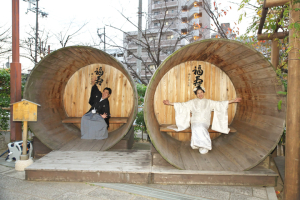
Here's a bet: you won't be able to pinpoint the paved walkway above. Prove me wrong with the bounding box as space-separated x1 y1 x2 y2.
0 160 278 200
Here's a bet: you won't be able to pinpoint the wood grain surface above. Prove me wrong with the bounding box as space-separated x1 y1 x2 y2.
63 64 134 132
154 61 237 141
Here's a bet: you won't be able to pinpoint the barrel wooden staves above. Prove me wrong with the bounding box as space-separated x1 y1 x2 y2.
24 46 138 151
144 39 286 171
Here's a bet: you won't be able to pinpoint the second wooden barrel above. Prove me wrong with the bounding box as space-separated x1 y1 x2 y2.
144 39 286 171
24 46 138 150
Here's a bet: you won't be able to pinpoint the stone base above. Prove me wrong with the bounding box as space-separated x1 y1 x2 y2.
15 158 33 171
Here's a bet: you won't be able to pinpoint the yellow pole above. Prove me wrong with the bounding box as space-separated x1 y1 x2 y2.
20 121 29 160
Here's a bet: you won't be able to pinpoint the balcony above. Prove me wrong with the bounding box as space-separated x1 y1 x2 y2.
181 17 188 23
152 1 178 10
181 29 188 35
182 5 188 12
152 13 178 20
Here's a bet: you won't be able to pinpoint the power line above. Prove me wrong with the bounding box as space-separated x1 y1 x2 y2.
23 0 48 65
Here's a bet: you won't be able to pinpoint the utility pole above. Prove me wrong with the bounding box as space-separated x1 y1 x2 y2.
24 0 48 65
11 0 22 141
137 0 143 76
35 0 38 65
97 27 106 52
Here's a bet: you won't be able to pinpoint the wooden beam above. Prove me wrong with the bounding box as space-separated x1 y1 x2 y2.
257 32 288 40
258 7 269 34
271 39 279 68
284 1 300 199
265 0 288 8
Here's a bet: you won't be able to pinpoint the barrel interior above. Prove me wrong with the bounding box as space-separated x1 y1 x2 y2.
24 46 137 150
154 61 237 141
63 63 134 132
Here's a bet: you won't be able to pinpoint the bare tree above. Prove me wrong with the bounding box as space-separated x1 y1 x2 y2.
0 26 11 59
21 26 50 64
101 1 198 85
54 22 88 48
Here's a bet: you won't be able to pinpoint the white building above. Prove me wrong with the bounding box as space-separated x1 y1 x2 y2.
123 0 211 82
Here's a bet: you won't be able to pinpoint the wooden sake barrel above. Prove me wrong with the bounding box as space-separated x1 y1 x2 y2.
24 46 138 150
144 39 286 171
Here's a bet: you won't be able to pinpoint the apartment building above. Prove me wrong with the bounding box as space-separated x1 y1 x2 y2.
211 23 236 39
123 0 210 82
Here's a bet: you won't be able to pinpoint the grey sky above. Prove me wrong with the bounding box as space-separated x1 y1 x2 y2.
1 0 254 72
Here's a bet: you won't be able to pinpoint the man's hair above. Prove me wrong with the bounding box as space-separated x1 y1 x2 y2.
104 87 112 94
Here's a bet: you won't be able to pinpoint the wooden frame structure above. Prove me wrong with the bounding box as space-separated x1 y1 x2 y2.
144 39 286 171
257 0 300 198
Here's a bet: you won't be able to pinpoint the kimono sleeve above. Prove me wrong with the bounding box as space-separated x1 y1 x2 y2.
210 100 230 134
104 101 110 129
168 100 193 131
89 84 101 106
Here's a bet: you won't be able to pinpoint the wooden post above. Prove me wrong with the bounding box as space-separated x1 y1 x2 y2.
271 39 279 68
20 121 28 160
284 1 300 199
11 0 22 141
265 0 289 7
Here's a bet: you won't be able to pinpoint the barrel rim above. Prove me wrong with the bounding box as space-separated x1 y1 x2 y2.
144 39 285 170
24 46 138 150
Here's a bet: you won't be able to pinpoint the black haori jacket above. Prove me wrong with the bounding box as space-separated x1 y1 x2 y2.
87 84 110 128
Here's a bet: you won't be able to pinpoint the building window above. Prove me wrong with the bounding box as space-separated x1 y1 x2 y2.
154 12 159 15
166 50 172 54
181 29 188 35
166 10 169 14
171 10 175 13
154 22 160 26
149 36 155 41
194 12 202 19
165 21 169 25
193 34 202 40
194 23 202 29
154 1 160 4
148 64 156 70
167 35 174 40
194 2 202 7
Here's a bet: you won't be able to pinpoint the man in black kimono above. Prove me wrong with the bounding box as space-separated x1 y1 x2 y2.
81 81 112 140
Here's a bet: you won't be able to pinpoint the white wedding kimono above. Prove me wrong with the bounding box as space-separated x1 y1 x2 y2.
168 98 230 150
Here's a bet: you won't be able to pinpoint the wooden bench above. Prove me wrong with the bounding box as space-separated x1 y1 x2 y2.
62 117 128 124
160 124 237 133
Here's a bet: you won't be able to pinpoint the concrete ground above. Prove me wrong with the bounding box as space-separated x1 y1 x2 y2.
0 141 279 200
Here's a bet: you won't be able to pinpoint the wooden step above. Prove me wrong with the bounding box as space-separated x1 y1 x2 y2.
25 150 277 186
62 117 128 124
160 124 237 133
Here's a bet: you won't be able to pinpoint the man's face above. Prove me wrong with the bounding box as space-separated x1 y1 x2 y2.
102 89 111 99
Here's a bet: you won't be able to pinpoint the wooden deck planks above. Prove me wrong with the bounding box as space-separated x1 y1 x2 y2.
25 150 278 186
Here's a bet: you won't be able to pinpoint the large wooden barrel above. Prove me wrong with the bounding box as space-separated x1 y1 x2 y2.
144 39 286 171
24 46 138 150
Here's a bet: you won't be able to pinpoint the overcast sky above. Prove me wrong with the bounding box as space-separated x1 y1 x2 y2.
1 0 254 72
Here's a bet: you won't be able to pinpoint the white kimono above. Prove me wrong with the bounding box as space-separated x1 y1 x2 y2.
168 98 229 150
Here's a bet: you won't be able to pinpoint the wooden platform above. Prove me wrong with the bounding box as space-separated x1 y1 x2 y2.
62 117 128 124
160 124 237 133
25 150 278 186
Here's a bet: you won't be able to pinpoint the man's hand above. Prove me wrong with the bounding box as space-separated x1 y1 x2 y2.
91 75 97 85
100 113 108 119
